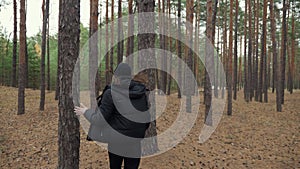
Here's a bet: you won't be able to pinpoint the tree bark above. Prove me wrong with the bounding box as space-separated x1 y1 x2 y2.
110 0 114 76
89 0 98 108
247 0 252 102
177 0 182 98
262 0 268 102
243 0 248 102
280 0 287 104
270 0 281 111
117 0 124 64
40 0 49 111
137 0 158 156
186 0 194 113
233 0 238 100
12 0 17 87
105 0 111 85
166 0 172 95
47 15 50 91
126 0 134 67
18 0 26 115
57 0 80 168
290 8 295 94
227 0 234 115
159 0 167 94
255 0 260 100
205 0 213 124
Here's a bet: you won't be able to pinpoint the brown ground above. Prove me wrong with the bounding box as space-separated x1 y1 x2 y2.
0 86 299 169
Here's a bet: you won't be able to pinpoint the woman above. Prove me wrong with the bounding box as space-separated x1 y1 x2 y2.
74 63 150 169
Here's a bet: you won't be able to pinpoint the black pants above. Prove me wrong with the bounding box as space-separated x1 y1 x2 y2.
108 152 141 169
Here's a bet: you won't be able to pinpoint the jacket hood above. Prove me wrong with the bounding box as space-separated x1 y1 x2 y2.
112 77 147 99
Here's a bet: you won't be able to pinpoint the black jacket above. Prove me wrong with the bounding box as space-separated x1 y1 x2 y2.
84 78 150 140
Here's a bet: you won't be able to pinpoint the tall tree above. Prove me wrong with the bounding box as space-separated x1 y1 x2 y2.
12 0 17 87
117 0 124 64
233 0 238 100
255 0 260 100
205 0 213 123
24 1 28 88
18 0 26 115
270 0 281 111
126 0 134 66
47 15 50 91
40 0 50 111
110 0 114 73
280 0 287 104
289 2 295 94
247 0 252 102
221 0 228 99
212 0 218 98
105 0 110 85
89 0 98 108
166 0 172 95
177 0 182 98
243 0 248 102
186 0 194 113
159 0 167 94
261 0 268 103
137 0 158 156
227 0 233 115
57 0 80 168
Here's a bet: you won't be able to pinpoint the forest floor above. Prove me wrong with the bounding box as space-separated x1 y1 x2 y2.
0 86 299 169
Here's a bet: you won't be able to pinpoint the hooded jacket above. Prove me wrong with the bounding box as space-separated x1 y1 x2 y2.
84 78 150 141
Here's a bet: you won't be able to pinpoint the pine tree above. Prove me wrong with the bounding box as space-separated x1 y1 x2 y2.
89 0 98 108
12 0 17 87
40 0 49 111
137 0 158 156
117 0 124 64
227 0 234 115
18 0 26 115
280 0 287 105
57 0 80 167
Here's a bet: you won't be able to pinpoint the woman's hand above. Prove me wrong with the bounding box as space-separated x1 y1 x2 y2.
74 103 88 116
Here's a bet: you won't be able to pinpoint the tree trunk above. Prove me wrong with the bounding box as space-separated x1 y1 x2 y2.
262 0 268 102
58 0 80 168
89 0 98 108
137 0 158 156
243 0 248 102
40 0 49 111
105 0 110 85
117 0 124 64
205 0 213 124
177 0 182 98
159 0 167 94
24 1 28 88
227 0 234 115
126 0 134 67
233 0 238 100
47 15 50 91
186 0 194 113
290 8 295 94
247 0 252 102
212 0 218 98
166 0 172 95
255 0 260 100
280 0 287 104
270 0 281 111
110 0 114 75
18 0 26 115
12 0 17 87
222 0 228 100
